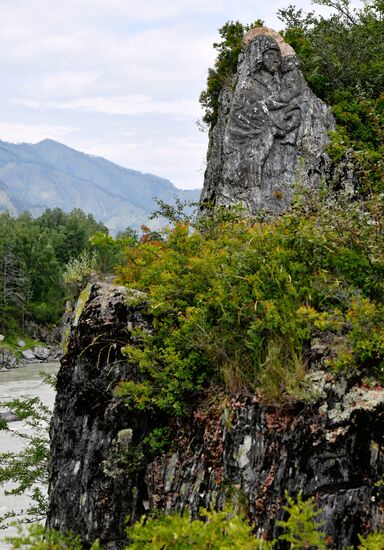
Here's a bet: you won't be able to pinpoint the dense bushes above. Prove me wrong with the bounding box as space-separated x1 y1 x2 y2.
115 188 384 414
7 494 384 548
126 493 326 549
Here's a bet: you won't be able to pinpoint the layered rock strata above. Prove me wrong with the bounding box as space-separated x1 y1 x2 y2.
47 283 384 549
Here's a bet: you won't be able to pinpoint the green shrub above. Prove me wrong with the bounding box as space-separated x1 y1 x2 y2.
5 523 102 549
5 498 384 549
126 507 272 549
63 250 97 296
278 492 326 549
115 189 384 417
358 531 384 550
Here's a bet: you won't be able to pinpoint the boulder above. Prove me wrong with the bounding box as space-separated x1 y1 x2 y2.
200 27 335 215
22 349 37 361
33 345 51 360
0 410 19 422
49 348 62 361
0 348 18 369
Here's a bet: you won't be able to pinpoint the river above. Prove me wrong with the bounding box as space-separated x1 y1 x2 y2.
0 362 59 549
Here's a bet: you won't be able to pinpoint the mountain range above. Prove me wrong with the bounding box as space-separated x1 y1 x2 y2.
0 139 201 232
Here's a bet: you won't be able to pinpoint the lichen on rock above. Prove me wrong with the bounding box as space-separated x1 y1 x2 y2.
73 283 92 327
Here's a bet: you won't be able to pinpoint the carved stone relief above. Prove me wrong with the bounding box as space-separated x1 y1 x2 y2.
200 28 335 214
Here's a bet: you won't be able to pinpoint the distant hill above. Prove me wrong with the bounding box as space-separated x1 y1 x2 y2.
0 139 201 232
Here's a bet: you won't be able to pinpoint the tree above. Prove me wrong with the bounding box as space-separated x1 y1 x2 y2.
277 0 384 102
0 252 30 330
50 209 107 265
0 396 51 527
278 0 384 192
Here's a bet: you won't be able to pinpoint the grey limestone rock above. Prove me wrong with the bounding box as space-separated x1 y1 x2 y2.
47 282 152 549
200 27 335 214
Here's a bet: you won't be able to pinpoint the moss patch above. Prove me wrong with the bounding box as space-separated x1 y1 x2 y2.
73 284 92 328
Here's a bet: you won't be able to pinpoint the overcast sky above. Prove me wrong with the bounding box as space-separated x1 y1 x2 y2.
0 0 337 189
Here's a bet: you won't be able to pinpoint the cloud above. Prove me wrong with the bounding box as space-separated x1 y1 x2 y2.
0 122 78 144
41 71 101 96
0 0 224 27
13 95 202 117
0 0 339 190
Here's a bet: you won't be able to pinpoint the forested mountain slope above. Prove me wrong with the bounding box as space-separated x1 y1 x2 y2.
0 139 200 232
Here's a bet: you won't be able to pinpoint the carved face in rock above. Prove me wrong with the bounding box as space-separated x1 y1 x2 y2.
249 35 282 75
262 48 282 74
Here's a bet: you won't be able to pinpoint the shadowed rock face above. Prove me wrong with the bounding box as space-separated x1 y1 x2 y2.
200 28 335 214
47 283 384 549
47 284 153 549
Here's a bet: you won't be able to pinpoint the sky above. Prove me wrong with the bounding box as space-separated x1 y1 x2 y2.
0 0 338 190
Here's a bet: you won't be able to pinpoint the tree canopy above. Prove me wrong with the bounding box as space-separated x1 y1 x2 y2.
0 208 107 329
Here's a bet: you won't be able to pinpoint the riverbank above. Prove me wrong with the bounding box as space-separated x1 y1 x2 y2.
0 362 59 549
0 345 61 372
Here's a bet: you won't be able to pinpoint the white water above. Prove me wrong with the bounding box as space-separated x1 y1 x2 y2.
0 362 59 549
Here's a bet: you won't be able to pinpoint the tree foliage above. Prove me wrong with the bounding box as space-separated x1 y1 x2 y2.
277 0 384 192
0 396 51 526
199 19 263 126
0 208 119 329
278 0 384 103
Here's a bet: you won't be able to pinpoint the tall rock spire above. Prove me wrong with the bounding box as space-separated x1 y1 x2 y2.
200 27 335 214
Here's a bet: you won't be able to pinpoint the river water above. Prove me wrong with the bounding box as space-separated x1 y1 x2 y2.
0 362 59 549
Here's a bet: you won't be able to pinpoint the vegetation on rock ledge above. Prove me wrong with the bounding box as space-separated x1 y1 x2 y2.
6 495 384 548
115 187 384 415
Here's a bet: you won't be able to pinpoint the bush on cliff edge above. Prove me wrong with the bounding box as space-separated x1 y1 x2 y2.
115 187 384 415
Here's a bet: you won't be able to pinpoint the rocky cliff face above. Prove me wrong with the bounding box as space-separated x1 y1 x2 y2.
47 283 384 548
200 27 335 214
